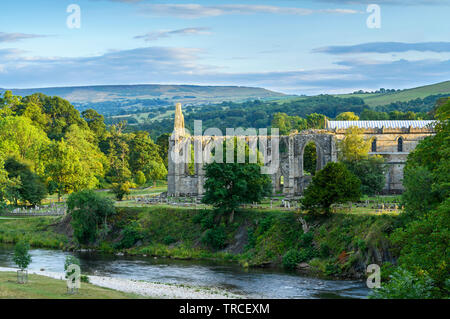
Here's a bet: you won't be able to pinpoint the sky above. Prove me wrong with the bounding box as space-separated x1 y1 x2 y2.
0 0 449 95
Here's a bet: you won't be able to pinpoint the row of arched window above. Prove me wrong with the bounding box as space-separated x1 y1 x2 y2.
371 137 404 152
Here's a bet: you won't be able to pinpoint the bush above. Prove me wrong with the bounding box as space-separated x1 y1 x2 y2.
193 210 215 230
134 171 146 186
319 243 330 258
163 235 176 245
369 268 436 299
13 240 32 270
201 226 227 250
68 190 116 245
110 181 133 201
300 232 314 247
282 249 302 270
324 262 341 276
115 222 143 249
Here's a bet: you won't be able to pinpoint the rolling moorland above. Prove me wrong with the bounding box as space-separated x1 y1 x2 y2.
0 84 289 115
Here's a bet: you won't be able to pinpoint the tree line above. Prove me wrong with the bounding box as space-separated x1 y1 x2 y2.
0 91 168 206
129 94 439 140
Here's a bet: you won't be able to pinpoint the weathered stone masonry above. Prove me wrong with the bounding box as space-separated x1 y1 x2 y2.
168 104 435 196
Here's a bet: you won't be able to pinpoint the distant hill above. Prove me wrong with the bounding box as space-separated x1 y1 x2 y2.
334 80 450 107
0 84 287 106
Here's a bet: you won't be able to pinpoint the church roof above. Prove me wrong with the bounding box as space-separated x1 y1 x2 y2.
326 120 436 130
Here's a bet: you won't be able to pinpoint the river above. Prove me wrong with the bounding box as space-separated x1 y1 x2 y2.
0 244 369 298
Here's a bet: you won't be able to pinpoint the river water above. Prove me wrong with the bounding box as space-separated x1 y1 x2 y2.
0 244 369 298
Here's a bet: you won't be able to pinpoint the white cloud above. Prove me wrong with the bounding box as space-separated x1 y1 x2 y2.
0 45 448 95
0 32 47 43
134 27 212 41
139 4 360 19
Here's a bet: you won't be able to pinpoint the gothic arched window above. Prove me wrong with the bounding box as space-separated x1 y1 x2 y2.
398 137 403 152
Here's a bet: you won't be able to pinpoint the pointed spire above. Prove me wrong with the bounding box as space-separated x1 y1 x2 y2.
174 103 185 137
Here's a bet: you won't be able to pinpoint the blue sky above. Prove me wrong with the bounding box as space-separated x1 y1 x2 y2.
0 0 449 94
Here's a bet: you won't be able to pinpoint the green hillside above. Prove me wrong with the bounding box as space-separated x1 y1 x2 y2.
336 81 450 107
0 84 287 106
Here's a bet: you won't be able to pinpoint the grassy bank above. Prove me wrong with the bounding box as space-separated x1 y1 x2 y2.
0 272 139 299
0 216 67 249
0 206 399 279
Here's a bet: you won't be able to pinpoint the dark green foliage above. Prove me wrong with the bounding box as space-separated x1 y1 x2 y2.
303 142 317 175
300 232 314 247
193 210 215 230
283 246 317 270
302 162 361 213
202 139 272 219
344 156 386 195
201 225 227 250
369 268 436 299
386 99 450 298
282 249 302 269
402 98 449 218
156 133 170 169
324 262 341 276
163 235 177 245
4 158 47 206
115 222 143 249
390 199 450 296
402 166 438 217
67 190 116 245
13 241 32 270
319 243 330 258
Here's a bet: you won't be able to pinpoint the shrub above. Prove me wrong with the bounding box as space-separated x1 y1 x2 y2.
115 222 143 249
68 190 116 245
324 262 341 276
282 249 301 270
201 225 227 250
134 171 146 186
319 243 330 258
300 232 314 248
163 235 176 245
193 210 215 230
110 181 133 201
13 240 32 270
369 268 436 299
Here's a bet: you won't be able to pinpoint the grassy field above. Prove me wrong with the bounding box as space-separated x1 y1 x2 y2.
334 80 450 107
276 80 450 107
0 272 139 299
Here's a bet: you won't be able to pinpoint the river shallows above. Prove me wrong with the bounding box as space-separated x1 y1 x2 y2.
0 245 368 298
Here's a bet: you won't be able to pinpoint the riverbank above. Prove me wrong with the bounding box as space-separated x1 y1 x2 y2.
0 267 242 299
0 268 139 299
0 206 399 280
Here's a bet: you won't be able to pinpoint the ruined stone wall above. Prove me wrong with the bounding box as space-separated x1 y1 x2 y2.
167 110 435 197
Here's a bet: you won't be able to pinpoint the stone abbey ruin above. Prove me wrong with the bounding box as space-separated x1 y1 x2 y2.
168 103 436 197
